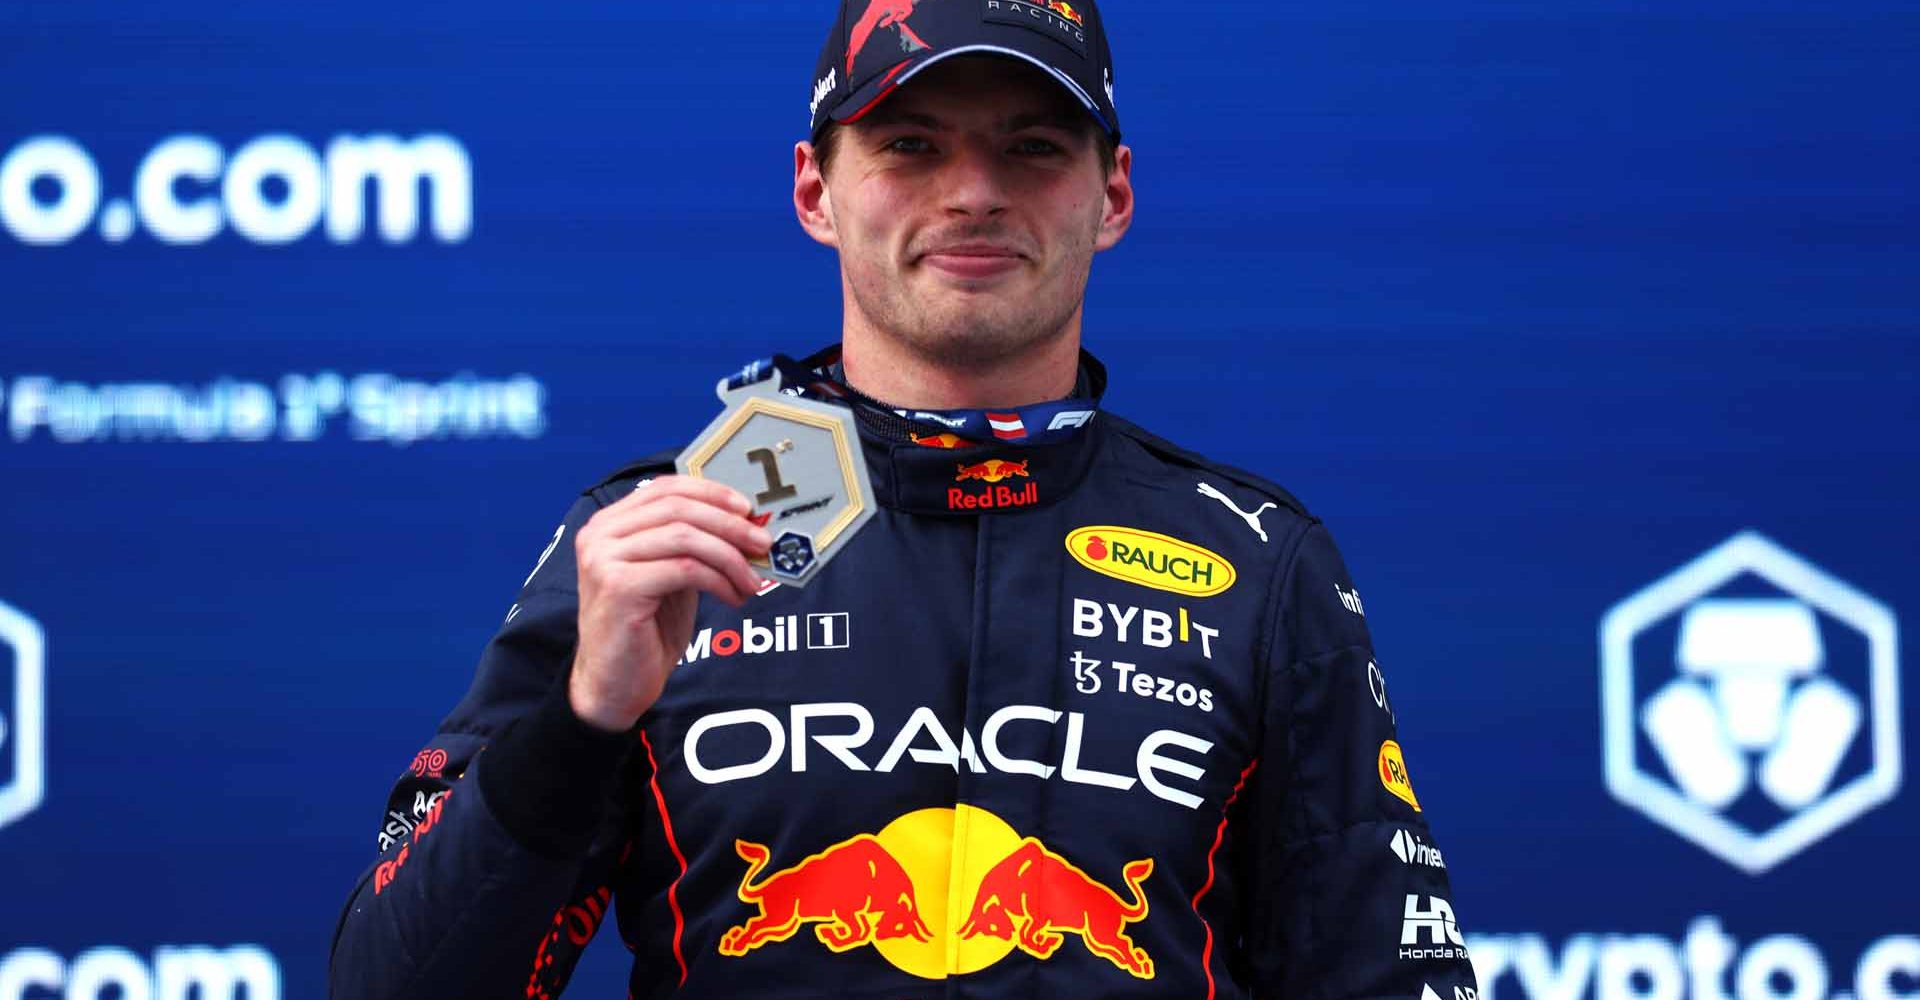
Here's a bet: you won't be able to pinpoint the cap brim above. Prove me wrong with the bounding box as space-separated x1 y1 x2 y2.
827 44 1116 138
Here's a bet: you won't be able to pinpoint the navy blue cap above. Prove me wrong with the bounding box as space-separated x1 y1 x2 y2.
808 0 1120 143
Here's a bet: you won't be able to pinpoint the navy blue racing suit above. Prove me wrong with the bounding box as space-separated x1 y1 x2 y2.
329 347 1477 1000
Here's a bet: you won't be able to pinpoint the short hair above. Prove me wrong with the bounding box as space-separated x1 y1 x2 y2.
812 119 1119 180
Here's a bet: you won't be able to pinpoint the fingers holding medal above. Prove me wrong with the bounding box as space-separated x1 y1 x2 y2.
585 476 773 607
568 474 775 731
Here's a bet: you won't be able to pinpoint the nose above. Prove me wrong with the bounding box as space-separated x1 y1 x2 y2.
939 137 1009 219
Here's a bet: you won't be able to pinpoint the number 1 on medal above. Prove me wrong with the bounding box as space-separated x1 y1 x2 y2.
746 447 799 505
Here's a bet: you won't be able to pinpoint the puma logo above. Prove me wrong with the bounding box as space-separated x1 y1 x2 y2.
1196 482 1276 543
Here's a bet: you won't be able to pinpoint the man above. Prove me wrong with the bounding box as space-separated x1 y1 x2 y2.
330 2 1479 998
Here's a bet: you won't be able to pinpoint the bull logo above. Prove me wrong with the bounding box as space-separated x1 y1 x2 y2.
847 0 932 75
957 838 1155 978
719 806 1159 981
718 836 933 955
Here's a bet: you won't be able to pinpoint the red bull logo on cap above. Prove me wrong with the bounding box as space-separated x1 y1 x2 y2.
720 805 1156 980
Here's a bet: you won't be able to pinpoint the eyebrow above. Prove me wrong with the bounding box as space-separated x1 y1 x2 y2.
859 108 1088 134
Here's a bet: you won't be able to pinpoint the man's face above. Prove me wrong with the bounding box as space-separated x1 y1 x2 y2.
795 56 1133 369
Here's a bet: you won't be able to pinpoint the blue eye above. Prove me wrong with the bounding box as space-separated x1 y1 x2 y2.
887 136 932 154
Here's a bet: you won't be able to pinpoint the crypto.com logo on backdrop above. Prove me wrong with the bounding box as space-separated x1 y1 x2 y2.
0 599 46 833
1600 531 1902 874
0 133 471 246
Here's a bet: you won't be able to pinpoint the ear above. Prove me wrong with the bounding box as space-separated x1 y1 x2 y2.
794 141 839 248
1093 144 1134 252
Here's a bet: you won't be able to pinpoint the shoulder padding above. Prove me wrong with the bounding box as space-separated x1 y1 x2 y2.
583 446 682 505
1100 412 1316 522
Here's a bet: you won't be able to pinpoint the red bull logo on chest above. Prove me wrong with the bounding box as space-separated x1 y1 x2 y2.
950 458 1039 510
718 835 931 956
719 805 1156 980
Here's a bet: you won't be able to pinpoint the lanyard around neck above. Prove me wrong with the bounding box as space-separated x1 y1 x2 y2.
720 353 1100 447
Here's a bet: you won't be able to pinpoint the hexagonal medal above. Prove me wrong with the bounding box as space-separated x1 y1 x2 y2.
678 371 876 588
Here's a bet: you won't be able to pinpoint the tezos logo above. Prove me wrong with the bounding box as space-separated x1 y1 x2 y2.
1601 531 1901 874
0 599 47 834
1065 526 1236 598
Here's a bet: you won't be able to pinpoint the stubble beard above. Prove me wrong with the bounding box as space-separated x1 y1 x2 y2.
844 232 1096 371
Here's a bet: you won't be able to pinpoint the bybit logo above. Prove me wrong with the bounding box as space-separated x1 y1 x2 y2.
1 133 471 246
1601 531 1902 874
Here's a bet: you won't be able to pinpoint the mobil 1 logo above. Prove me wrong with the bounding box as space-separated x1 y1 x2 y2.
0 599 47 833
679 613 852 666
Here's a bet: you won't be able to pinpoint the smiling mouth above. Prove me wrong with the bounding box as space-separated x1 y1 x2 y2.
918 246 1026 280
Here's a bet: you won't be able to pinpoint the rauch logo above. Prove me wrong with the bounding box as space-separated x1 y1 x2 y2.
1065 526 1235 598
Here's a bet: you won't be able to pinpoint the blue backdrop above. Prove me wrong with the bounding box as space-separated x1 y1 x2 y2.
2 1 1915 998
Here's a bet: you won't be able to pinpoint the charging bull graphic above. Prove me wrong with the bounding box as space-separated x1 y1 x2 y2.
848 0 932 75
957 838 1156 979
718 836 933 955
955 458 1029 484
718 808 1157 980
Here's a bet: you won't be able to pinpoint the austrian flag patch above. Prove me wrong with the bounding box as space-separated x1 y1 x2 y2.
987 412 1028 440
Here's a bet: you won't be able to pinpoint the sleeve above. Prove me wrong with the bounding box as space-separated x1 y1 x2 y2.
328 493 642 1000
1240 522 1479 1000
